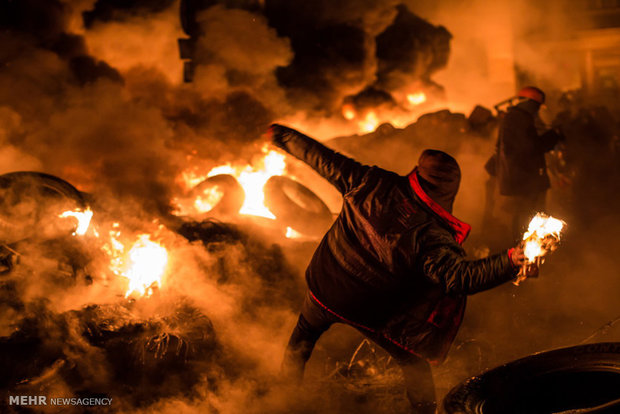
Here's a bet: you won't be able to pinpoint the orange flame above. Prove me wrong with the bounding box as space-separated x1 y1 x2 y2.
342 104 356 120
285 226 304 239
176 145 287 219
407 92 427 106
59 208 93 236
515 212 565 285
123 235 168 298
359 111 379 133
102 226 169 298
192 187 224 215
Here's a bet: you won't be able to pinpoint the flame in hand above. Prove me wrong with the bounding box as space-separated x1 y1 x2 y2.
515 212 565 284
522 213 565 262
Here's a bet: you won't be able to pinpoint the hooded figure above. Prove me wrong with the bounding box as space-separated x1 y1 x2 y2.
495 86 561 239
269 124 527 414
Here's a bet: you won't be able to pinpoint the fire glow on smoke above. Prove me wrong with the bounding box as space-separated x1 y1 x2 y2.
340 92 427 133
407 92 427 106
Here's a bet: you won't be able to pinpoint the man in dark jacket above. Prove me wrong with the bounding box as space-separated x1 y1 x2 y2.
496 86 561 239
268 124 530 414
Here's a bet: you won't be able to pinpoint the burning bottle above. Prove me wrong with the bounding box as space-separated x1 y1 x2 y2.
515 212 566 285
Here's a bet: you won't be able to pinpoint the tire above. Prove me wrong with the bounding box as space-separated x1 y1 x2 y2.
189 174 245 217
263 176 333 237
0 172 86 206
442 342 620 414
0 172 87 242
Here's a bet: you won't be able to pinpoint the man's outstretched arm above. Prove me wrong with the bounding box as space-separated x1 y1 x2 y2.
419 226 525 295
268 124 370 195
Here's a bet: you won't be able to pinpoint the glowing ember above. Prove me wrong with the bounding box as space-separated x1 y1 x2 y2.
407 92 427 106
515 212 565 285
285 226 304 239
360 111 379 133
59 208 93 236
342 104 356 120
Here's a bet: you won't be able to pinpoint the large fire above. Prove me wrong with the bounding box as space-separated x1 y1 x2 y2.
122 234 168 298
60 207 169 297
177 145 287 219
103 227 169 298
515 212 566 285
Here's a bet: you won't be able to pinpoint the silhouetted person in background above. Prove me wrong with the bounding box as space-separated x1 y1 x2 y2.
268 124 533 414
496 86 561 240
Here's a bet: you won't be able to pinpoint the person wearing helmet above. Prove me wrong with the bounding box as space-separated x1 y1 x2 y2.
495 86 562 240
268 124 534 414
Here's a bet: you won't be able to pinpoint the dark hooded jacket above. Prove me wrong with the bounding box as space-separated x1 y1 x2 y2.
497 104 561 196
271 125 518 363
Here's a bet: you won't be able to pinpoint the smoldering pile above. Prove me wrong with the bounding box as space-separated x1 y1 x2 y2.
0 169 306 412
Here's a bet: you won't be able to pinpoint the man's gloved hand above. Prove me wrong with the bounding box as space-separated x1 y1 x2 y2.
267 123 294 146
510 244 539 278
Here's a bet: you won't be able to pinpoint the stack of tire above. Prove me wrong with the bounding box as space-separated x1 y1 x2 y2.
187 174 333 238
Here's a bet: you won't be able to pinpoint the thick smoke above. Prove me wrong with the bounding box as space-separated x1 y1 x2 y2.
1 0 619 413
0 1 454 411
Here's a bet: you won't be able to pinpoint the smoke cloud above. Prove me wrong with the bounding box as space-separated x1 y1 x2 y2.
0 0 619 413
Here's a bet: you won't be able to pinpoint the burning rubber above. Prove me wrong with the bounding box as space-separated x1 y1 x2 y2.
442 342 620 414
0 171 89 244
187 173 246 217
263 175 333 237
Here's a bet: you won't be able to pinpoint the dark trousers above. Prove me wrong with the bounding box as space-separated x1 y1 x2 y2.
281 292 437 414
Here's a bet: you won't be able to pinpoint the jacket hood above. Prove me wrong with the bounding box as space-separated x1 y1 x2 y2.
411 149 460 213
408 168 471 244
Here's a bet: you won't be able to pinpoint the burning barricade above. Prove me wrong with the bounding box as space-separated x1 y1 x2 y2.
0 173 210 405
0 168 307 410
172 145 334 240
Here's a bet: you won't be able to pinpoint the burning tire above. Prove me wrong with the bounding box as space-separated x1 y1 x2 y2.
0 171 86 206
263 176 333 237
0 171 87 242
442 342 620 414
189 174 245 217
